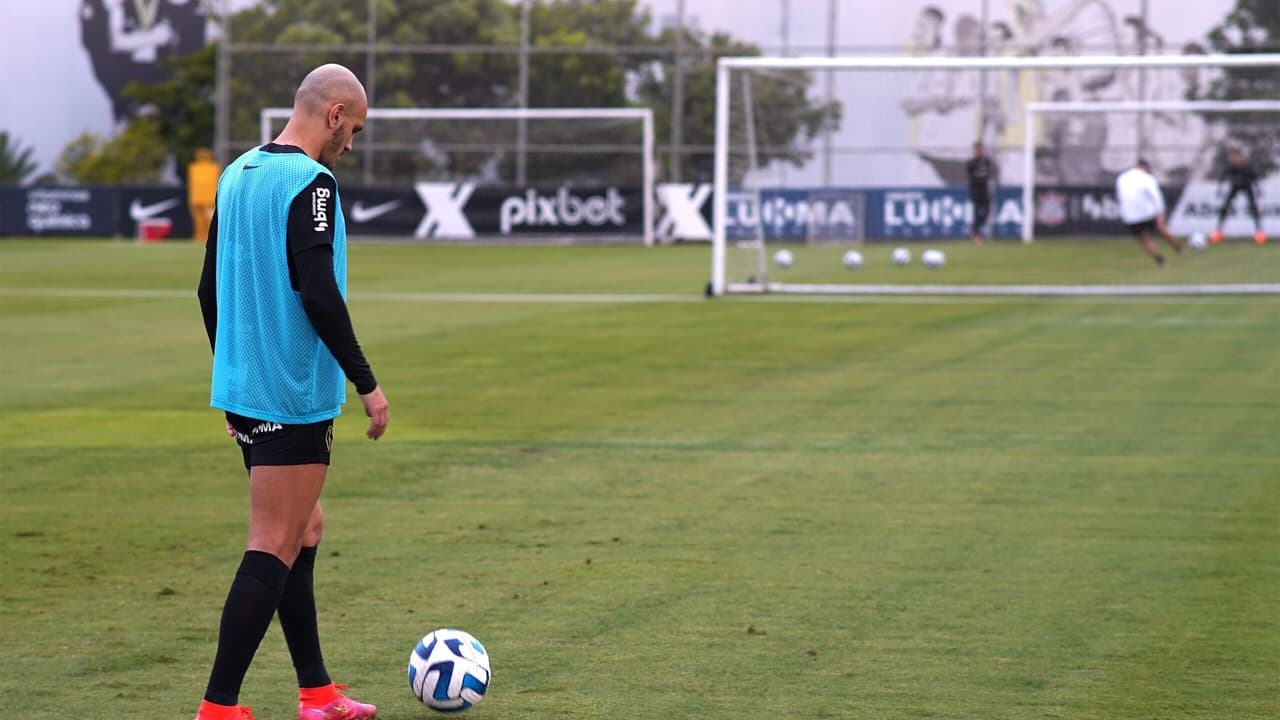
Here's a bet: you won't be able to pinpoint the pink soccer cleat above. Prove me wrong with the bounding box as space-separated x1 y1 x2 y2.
297 684 377 720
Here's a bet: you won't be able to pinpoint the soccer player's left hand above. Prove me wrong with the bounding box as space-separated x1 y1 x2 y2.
360 385 390 441
226 419 236 438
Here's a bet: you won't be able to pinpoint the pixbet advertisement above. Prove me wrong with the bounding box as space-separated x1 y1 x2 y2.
342 184 644 239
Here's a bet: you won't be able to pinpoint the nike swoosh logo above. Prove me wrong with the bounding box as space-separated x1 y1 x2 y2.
349 199 402 223
129 198 181 222
301 706 351 719
243 164 261 170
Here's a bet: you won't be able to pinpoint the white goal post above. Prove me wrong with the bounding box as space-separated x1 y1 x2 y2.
1021 99 1280 243
261 107 656 246
711 53 1280 296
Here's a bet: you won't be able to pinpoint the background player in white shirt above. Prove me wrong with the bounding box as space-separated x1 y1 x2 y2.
1115 159 1184 266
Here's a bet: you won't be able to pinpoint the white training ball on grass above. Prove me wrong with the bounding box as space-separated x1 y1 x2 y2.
409 628 491 711
921 248 946 268
842 250 864 269
773 248 794 268
1188 232 1208 250
892 247 911 266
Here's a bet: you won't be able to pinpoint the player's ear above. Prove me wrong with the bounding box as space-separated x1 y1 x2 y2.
328 103 345 128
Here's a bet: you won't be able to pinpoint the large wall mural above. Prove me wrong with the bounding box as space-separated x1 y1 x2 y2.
79 0 210 125
900 0 1226 187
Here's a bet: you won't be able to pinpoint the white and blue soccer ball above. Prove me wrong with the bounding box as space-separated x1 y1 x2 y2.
409 628 491 712
773 248 794 269
892 247 911 266
842 250 864 269
1188 232 1208 250
921 248 946 268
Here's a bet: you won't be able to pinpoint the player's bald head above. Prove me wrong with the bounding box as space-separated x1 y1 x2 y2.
294 64 367 116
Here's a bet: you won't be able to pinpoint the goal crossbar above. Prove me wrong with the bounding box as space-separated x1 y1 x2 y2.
711 53 1280 295
717 54 1280 72
1021 99 1280 242
261 107 656 246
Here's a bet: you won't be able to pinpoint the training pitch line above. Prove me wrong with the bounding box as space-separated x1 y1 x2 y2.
0 286 691 301
727 282 1280 296
3 285 1280 305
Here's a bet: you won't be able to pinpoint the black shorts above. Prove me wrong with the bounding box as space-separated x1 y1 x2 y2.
1126 218 1158 236
226 412 334 469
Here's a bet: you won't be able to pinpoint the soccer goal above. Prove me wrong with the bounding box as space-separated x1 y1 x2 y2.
261 107 655 246
1021 99 1280 242
710 53 1280 296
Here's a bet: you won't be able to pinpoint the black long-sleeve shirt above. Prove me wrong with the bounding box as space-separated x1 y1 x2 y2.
197 150 377 396
1220 162 1258 192
966 156 995 199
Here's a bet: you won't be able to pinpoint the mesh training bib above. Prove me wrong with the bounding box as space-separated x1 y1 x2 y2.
210 147 348 424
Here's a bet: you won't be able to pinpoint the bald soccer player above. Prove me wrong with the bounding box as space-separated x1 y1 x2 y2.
195 63 389 720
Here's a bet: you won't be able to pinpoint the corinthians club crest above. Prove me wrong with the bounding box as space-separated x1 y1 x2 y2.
1036 191 1068 227
80 0 210 123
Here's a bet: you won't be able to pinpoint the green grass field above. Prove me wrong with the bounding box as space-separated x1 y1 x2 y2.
1 238 1277 720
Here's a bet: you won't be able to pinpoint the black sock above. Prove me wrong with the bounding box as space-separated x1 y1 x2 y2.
278 545 332 689
204 551 290 706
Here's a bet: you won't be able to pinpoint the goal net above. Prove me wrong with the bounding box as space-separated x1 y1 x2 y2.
261 107 654 245
1022 99 1280 242
710 53 1280 296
